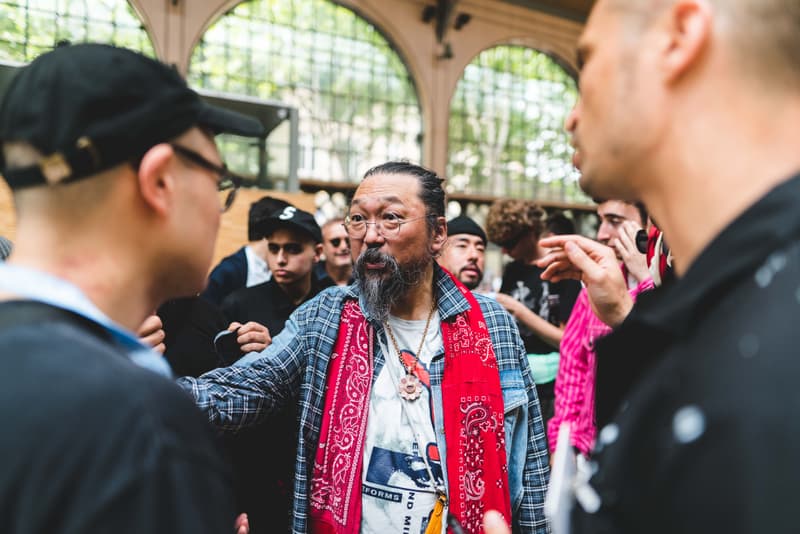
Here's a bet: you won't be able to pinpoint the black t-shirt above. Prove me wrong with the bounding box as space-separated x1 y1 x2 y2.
221 276 333 335
0 301 233 534
218 277 332 534
500 260 581 354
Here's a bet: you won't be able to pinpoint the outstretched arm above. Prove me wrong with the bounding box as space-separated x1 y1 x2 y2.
176 318 305 432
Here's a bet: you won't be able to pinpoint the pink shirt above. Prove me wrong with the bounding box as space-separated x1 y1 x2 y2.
547 278 654 456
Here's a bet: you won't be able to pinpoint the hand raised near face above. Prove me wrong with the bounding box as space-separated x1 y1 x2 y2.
613 220 649 283
537 234 633 328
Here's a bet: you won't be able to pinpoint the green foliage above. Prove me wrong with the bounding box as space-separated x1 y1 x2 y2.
448 45 587 204
0 0 154 63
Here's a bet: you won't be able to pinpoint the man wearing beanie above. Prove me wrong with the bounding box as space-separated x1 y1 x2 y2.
438 215 487 290
0 44 262 533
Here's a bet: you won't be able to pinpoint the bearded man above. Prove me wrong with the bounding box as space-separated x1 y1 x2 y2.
179 161 550 534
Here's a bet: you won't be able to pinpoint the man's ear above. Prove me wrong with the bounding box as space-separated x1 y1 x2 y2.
659 0 712 83
136 143 176 217
431 216 448 254
314 242 323 262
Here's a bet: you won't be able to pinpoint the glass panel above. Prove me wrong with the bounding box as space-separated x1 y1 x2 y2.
190 0 422 187
448 45 586 204
0 0 154 62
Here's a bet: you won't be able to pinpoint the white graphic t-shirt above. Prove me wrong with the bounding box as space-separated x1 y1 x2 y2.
360 312 445 534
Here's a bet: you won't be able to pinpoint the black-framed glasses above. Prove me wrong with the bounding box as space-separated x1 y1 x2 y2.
170 144 243 213
342 214 430 239
329 237 350 248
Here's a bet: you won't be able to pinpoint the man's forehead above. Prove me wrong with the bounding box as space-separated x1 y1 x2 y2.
351 193 403 206
351 173 420 205
323 222 346 236
450 233 485 245
268 227 313 243
579 0 627 48
598 200 637 219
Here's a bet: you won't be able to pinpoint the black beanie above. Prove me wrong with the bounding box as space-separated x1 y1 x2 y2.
446 215 487 244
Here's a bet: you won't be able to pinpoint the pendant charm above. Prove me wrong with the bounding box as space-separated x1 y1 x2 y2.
399 373 422 401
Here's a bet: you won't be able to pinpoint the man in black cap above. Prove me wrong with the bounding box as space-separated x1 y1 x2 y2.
221 205 329 331
0 44 262 533
438 214 487 290
201 195 292 306
219 205 332 534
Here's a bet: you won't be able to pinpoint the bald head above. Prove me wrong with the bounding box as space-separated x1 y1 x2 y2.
604 0 800 88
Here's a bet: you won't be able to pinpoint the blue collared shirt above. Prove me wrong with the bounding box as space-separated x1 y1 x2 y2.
0 263 171 377
179 265 550 533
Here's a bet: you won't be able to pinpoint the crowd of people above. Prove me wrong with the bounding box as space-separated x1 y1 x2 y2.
1 0 799 532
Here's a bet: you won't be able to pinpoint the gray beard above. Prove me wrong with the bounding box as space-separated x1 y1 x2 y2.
354 248 430 322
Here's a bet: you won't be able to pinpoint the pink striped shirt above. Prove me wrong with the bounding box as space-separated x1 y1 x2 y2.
547 278 654 456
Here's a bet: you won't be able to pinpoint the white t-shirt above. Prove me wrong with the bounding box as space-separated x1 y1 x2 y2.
244 245 271 287
360 312 445 534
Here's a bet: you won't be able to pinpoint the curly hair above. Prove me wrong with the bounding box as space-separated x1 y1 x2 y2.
485 199 546 247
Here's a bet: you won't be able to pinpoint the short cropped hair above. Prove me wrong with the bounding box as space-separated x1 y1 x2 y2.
614 0 800 87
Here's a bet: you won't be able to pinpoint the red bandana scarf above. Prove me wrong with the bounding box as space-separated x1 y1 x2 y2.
309 275 511 533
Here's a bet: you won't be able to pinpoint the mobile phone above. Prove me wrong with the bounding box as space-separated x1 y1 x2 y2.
635 228 649 254
213 328 241 362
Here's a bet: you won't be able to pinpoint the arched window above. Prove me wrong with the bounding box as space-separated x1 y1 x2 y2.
448 46 584 203
0 0 154 61
189 0 422 187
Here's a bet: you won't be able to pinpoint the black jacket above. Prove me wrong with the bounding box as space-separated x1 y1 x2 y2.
576 172 800 534
0 301 233 533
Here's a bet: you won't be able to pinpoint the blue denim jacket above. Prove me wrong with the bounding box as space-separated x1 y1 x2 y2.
180 265 550 533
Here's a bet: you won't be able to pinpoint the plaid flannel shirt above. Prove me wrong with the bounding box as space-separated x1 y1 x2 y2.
179 265 550 533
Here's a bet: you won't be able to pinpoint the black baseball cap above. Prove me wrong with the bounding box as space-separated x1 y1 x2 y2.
249 196 292 241
0 43 264 189
264 206 322 243
447 215 487 244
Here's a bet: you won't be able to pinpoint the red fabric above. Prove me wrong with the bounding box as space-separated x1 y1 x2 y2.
646 225 670 281
309 277 511 534
441 274 512 533
309 300 374 534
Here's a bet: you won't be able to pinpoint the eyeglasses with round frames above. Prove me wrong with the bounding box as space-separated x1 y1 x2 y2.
342 214 430 239
169 144 243 213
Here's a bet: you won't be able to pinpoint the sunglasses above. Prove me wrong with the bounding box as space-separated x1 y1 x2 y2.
329 237 350 248
267 242 305 255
